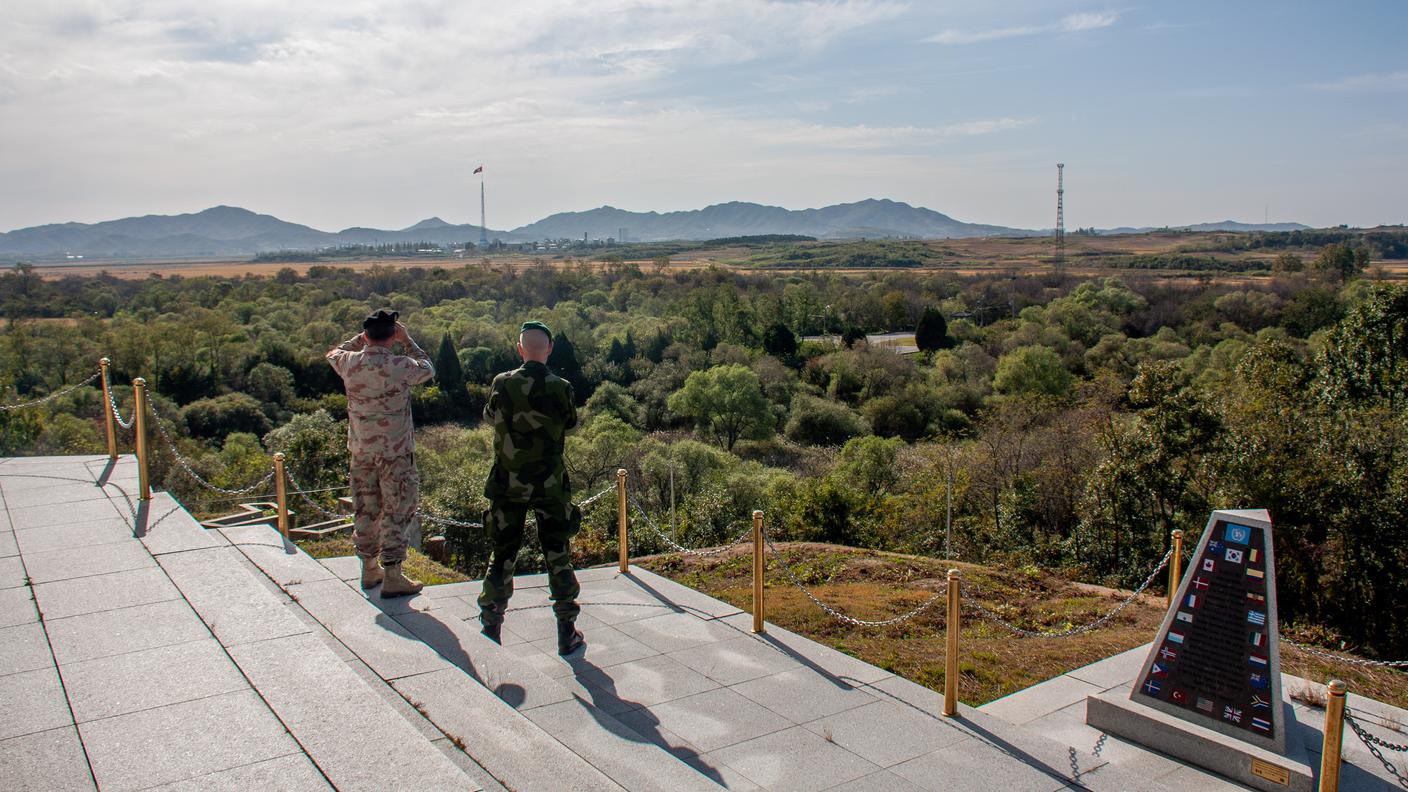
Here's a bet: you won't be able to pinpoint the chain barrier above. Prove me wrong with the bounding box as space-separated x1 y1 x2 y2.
147 402 276 495
100 370 136 429
630 494 753 558
1283 640 1408 669
1345 709 1408 789
760 524 950 627
0 372 100 412
283 467 348 522
960 548 1172 639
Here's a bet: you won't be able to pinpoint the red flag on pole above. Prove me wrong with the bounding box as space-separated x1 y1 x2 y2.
474 165 483 174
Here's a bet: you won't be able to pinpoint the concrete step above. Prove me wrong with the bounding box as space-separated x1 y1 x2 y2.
164 530 482 792
319 556 728 791
217 526 630 791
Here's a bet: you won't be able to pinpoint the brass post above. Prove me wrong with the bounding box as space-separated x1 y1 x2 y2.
1320 680 1347 792
132 377 151 501
273 453 289 540
1167 529 1184 610
617 469 628 573
944 569 961 716
98 358 118 460
752 510 765 634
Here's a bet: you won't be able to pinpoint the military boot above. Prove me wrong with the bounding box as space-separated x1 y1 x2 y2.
480 622 502 644
359 556 383 590
557 620 585 656
380 563 423 598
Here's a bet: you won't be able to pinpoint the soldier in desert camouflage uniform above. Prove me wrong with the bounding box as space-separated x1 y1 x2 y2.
327 310 435 597
478 320 586 655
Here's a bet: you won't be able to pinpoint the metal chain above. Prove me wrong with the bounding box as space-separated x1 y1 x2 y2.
961 548 1172 639
99 370 137 428
1283 640 1408 669
576 485 616 510
0 372 100 411
760 523 950 627
283 467 348 521
630 495 753 558
148 403 275 495
1345 709 1408 789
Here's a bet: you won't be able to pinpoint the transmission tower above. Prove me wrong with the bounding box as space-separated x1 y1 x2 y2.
1054 163 1065 269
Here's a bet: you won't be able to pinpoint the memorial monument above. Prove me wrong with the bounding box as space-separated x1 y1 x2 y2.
1087 509 1315 791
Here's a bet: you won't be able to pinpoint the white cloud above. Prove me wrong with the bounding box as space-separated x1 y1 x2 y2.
1308 70 1408 93
925 10 1118 45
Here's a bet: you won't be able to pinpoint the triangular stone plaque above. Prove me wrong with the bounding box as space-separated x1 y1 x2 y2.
1129 508 1286 755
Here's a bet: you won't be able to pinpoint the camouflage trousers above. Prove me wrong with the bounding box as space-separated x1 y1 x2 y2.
477 498 582 626
349 453 421 565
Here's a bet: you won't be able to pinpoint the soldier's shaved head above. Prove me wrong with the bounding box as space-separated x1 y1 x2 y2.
518 328 552 363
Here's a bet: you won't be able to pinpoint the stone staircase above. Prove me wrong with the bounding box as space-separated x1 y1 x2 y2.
6 454 1229 792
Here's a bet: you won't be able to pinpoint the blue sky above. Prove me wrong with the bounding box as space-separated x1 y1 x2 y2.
2 1 1405 232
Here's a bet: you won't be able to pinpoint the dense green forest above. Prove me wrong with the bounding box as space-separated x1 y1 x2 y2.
2 251 1406 657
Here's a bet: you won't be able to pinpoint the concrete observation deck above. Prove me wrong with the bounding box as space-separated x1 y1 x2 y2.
2 454 1403 790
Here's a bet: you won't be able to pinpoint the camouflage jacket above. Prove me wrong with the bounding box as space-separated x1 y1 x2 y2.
327 334 434 459
484 361 578 503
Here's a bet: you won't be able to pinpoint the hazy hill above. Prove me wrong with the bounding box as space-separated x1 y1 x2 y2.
514 198 1029 241
0 201 1320 260
1099 220 1311 235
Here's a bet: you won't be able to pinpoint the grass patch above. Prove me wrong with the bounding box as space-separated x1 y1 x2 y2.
296 535 469 586
640 543 1407 709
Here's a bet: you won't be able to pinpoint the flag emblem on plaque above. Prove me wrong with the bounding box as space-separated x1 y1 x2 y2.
1247 591 1265 604
1248 548 1259 564
1249 655 1268 669
1196 697 1215 713
1251 631 1264 647
1224 706 1243 723
1167 632 1184 644
1225 524 1251 544
1176 611 1193 624
1248 611 1267 626
1143 679 1162 695
1185 594 1199 609
1247 568 1265 580
1225 547 1244 564
1251 694 1271 709
1252 717 1272 732
1160 646 1178 661
1193 577 1210 590
1250 672 1269 689
1203 558 1216 572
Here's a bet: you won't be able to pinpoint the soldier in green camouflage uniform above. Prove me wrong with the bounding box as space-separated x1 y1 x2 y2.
478 321 585 654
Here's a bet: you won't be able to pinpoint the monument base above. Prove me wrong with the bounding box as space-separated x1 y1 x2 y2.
1086 687 1314 792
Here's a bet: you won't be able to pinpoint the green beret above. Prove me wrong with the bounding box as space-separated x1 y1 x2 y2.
520 320 553 338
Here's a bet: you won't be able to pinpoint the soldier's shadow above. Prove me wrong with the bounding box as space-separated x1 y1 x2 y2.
565 654 729 787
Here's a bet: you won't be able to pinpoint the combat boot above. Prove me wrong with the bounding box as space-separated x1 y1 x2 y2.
359 556 383 590
557 620 585 656
380 563 423 598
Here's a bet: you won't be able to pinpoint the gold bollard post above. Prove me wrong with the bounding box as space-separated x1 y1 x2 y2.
944 569 961 717
752 510 765 634
98 358 118 460
617 469 629 573
273 453 290 540
1320 680 1347 792
1167 529 1184 610
132 377 151 501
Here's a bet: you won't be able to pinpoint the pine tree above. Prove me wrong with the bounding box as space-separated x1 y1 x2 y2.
914 307 954 352
434 333 465 392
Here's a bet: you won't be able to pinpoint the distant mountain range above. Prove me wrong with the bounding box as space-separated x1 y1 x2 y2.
0 201 1312 261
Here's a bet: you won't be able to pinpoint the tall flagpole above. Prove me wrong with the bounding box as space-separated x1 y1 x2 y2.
479 167 488 247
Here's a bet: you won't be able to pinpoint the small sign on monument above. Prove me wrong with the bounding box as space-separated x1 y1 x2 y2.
1129 508 1285 754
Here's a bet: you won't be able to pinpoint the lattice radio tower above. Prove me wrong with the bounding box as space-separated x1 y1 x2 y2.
1054 163 1065 269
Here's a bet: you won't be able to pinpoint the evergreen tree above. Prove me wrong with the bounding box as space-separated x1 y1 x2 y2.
914 307 954 352
548 332 584 396
434 333 465 392
761 321 797 358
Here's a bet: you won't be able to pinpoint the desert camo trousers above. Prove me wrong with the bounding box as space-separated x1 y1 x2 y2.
349 453 421 565
477 498 582 625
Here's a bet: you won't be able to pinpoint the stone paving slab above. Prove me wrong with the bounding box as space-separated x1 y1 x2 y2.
32 566 181 620
0 665 72 741
44 598 208 665
615 609 743 654
7 498 125 531
0 555 24 588
667 633 804 687
801 698 971 769
78 689 303 792
0 529 16 558
13 517 133 554
521 698 725 792
158 546 312 647
718 613 895 686
570 651 722 711
21 539 155 585
60 637 248 723
888 735 1073 792
227 632 476 792
136 493 228 555
141 754 332 792
0 622 52 677
391 668 624 792
284 578 445 680
0 479 111 508
216 523 337 586
625 567 747 620
0 585 37 627
979 672 1104 726
617 685 794 755
731 666 879 724
0 726 96 792
710 725 883 792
